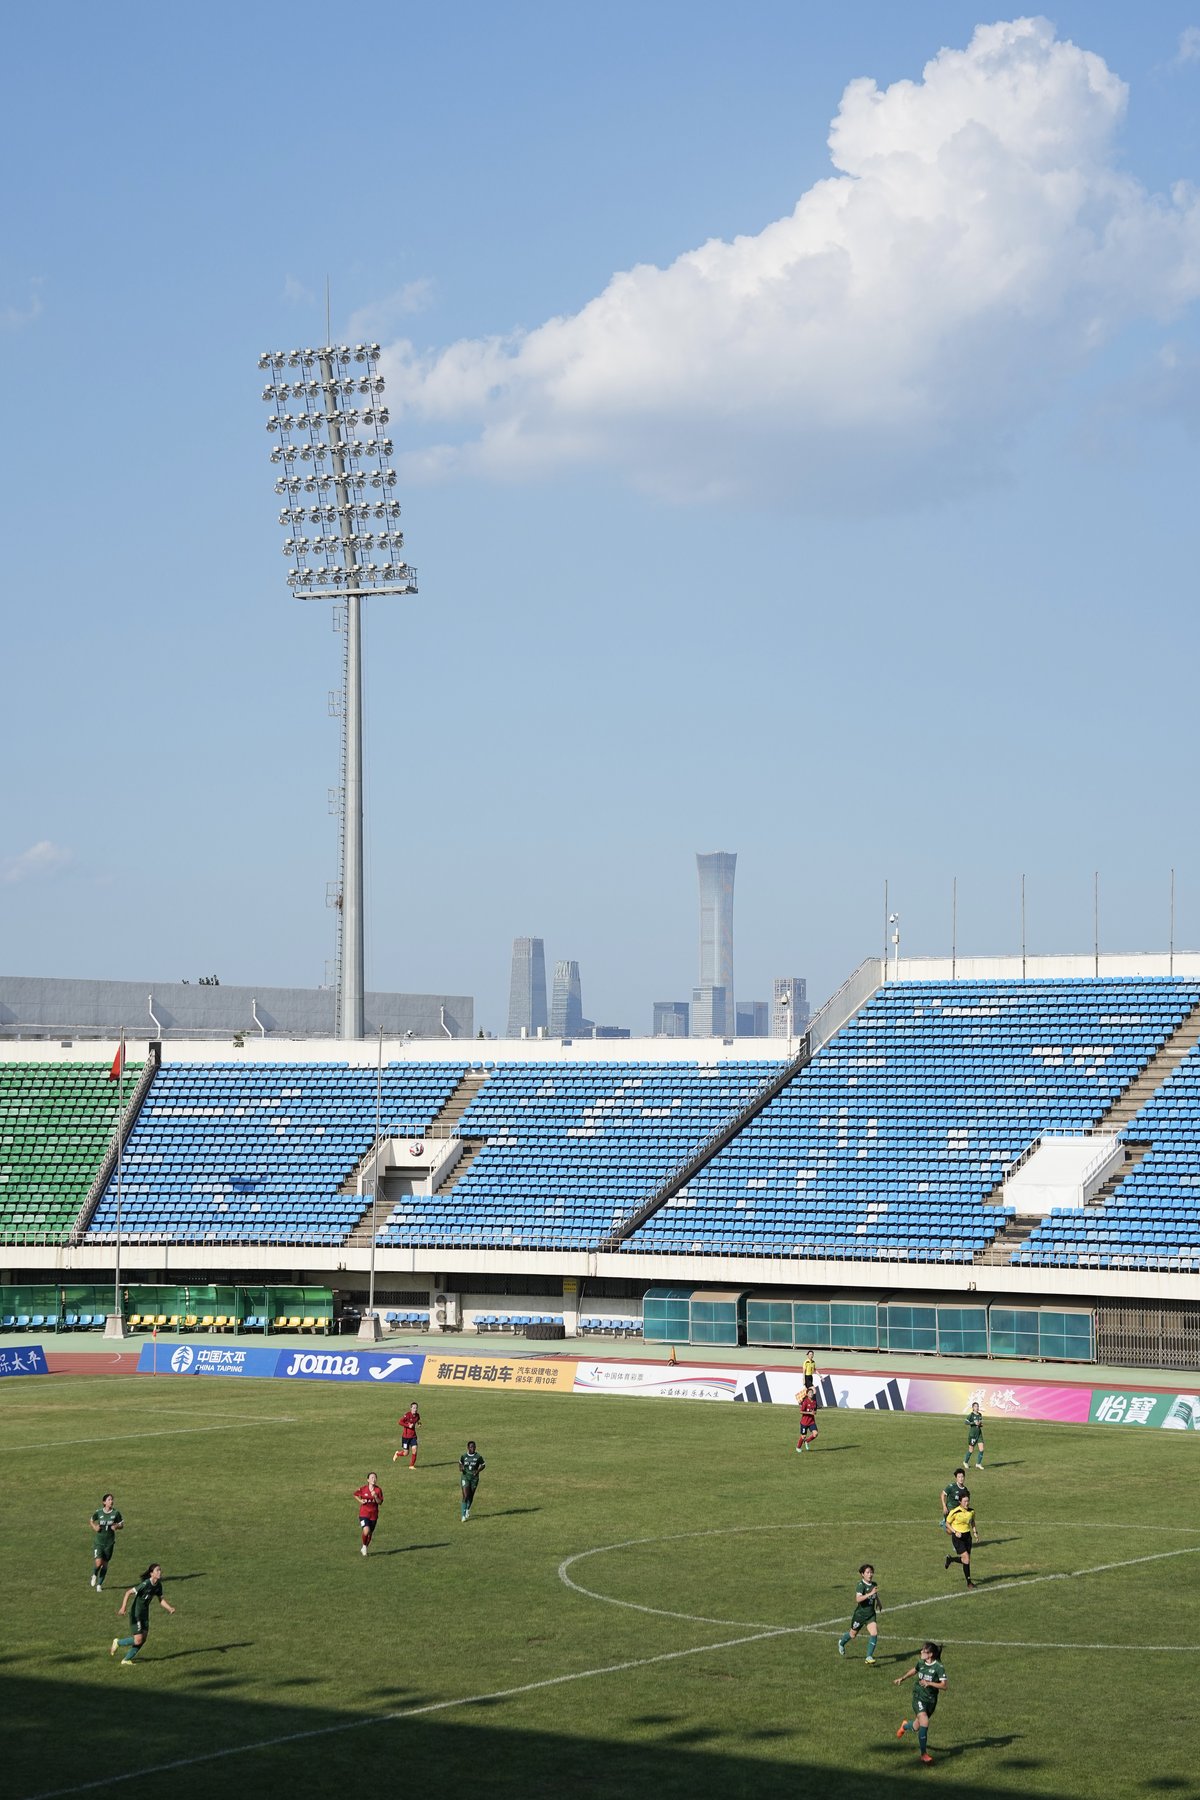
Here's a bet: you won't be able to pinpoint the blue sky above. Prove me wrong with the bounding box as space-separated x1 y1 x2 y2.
3 4 1200 1035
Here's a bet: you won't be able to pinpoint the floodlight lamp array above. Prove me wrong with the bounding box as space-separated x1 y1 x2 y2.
259 342 416 597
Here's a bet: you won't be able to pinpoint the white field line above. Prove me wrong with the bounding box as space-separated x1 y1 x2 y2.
18 1538 1200 1800
6 1420 297 1451
557 1528 1200 1633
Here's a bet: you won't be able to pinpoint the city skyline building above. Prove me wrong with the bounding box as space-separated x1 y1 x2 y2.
735 1000 769 1037
549 959 585 1037
652 1000 691 1037
506 937 548 1038
695 851 736 1038
691 984 728 1038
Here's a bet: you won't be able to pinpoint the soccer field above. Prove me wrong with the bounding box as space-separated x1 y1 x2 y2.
3 1372 1198 1800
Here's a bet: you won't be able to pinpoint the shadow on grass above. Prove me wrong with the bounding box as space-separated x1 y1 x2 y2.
370 1542 452 1556
152 1642 255 1662
8 1669 1096 1800
474 1507 541 1519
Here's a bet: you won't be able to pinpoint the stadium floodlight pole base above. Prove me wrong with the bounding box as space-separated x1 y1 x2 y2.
103 1315 130 1340
357 1313 383 1342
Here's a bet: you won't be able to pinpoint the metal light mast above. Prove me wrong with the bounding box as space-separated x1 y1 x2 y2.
258 342 417 1039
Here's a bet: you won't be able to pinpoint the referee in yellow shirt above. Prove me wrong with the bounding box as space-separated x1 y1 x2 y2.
943 1491 977 1588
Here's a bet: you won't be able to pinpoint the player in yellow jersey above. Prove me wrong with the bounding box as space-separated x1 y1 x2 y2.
943 1490 977 1588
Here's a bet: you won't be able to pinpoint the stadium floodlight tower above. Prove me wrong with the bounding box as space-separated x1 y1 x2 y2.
258 342 417 1039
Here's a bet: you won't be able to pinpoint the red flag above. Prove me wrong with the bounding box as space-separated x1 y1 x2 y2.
108 1040 125 1082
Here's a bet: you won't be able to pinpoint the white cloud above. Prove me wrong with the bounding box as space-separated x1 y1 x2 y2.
1176 26 1200 65
382 17 1200 507
1 841 72 885
348 280 434 341
282 274 316 307
1 279 44 332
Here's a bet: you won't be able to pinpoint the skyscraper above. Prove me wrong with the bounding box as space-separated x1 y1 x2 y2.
695 851 736 1036
507 937 548 1038
549 959 585 1037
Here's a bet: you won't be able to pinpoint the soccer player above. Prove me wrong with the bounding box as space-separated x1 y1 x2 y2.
393 1403 421 1467
894 1641 947 1765
459 1440 485 1522
110 1563 175 1665
943 1489 977 1587
796 1388 819 1452
802 1349 818 1393
965 1400 985 1468
939 1467 968 1533
89 1493 123 1593
837 1563 881 1663
354 1472 383 1555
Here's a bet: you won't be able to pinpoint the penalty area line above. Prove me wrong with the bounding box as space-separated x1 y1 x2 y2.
18 1625 793 1800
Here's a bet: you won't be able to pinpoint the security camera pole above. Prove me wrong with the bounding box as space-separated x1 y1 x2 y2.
258 343 416 1040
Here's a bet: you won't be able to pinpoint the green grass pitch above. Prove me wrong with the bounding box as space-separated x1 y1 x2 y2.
3 1373 1198 1799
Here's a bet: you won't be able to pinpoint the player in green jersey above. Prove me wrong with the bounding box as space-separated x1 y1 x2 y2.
110 1563 176 1665
939 1468 967 1533
894 1641 947 1765
965 1402 985 1468
459 1441 485 1522
836 1563 881 1663
89 1493 123 1593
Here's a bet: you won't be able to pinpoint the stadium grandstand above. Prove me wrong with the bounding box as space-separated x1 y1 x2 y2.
2 951 1198 1372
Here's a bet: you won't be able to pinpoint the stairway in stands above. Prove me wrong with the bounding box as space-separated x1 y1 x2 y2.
343 1066 493 1243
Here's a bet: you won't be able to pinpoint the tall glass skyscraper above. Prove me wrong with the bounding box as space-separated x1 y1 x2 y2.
695 851 736 1036
506 937 548 1038
549 959 584 1037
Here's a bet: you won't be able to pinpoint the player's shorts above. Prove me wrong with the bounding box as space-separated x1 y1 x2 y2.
967 1432 983 1444
461 1479 478 1495
850 1605 876 1632
913 1688 938 1719
950 1532 972 1557
803 1374 814 1389
130 1611 150 1638
359 1511 379 1526
93 1535 115 1558
401 1434 418 1450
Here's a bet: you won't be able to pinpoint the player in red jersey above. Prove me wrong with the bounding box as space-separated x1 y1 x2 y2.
393 1403 421 1467
796 1388 819 1452
354 1473 383 1555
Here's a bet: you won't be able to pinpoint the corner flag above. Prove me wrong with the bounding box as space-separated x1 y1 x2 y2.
108 1037 126 1082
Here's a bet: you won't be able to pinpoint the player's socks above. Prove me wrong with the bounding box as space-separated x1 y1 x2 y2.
944 1555 952 1569
962 1564 972 1584
837 1634 849 1655
866 1639 878 1664
917 1727 928 1755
